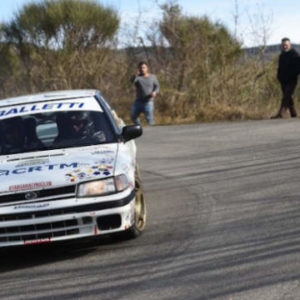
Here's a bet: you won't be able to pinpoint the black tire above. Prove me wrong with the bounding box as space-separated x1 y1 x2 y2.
123 166 146 239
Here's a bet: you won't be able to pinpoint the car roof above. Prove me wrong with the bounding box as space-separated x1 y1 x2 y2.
0 90 100 107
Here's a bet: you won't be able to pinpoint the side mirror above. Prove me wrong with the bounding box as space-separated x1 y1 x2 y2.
122 125 143 142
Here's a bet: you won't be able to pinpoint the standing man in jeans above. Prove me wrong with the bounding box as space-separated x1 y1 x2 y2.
272 38 300 118
131 61 159 125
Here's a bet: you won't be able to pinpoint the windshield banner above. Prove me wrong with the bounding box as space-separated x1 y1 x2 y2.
0 97 102 120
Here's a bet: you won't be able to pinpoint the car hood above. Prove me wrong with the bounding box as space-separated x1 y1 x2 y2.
0 144 118 194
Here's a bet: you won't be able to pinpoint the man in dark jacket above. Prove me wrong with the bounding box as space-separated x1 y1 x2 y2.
272 38 300 118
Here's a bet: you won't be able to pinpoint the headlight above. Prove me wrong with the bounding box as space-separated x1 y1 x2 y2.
115 174 129 192
77 175 129 197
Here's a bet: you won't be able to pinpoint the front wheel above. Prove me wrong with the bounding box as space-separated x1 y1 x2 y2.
124 167 146 239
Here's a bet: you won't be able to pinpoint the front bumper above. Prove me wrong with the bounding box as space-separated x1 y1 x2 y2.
0 189 135 247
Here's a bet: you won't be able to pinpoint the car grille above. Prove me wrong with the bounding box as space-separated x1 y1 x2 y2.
0 185 76 206
0 190 134 222
0 218 93 243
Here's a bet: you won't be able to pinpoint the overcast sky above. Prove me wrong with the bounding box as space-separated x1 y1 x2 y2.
0 0 299 47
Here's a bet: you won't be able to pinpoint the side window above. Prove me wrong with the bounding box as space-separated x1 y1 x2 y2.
111 110 125 129
95 95 123 135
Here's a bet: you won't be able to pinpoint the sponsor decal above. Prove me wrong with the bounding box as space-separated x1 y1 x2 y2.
0 101 85 119
24 238 51 245
9 181 52 191
16 159 50 168
121 163 130 174
0 162 87 177
0 97 103 120
91 150 115 155
1 161 114 183
65 163 113 183
95 157 114 165
14 203 50 210
94 225 98 235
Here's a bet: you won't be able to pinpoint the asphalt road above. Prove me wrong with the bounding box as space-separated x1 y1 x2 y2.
1 119 300 300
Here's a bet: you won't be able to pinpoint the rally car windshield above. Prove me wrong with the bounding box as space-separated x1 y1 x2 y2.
0 110 116 155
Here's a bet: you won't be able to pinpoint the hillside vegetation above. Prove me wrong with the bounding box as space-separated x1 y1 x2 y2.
0 0 298 124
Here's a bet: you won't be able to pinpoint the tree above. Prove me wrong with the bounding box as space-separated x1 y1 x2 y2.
0 0 119 92
2 0 119 50
145 3 242 120
159 3 242 93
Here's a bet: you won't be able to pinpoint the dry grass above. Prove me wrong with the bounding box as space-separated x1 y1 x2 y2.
1 1 298 126
1 50 298 126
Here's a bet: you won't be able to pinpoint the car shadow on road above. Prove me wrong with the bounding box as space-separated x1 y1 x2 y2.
0 235 123 274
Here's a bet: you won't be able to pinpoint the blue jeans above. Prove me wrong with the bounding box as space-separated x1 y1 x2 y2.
131 100 154 125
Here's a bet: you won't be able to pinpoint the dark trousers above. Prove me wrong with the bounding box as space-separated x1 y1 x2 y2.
280 80 297 116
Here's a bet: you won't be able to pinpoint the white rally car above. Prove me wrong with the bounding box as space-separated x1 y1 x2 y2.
0 90 146 247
